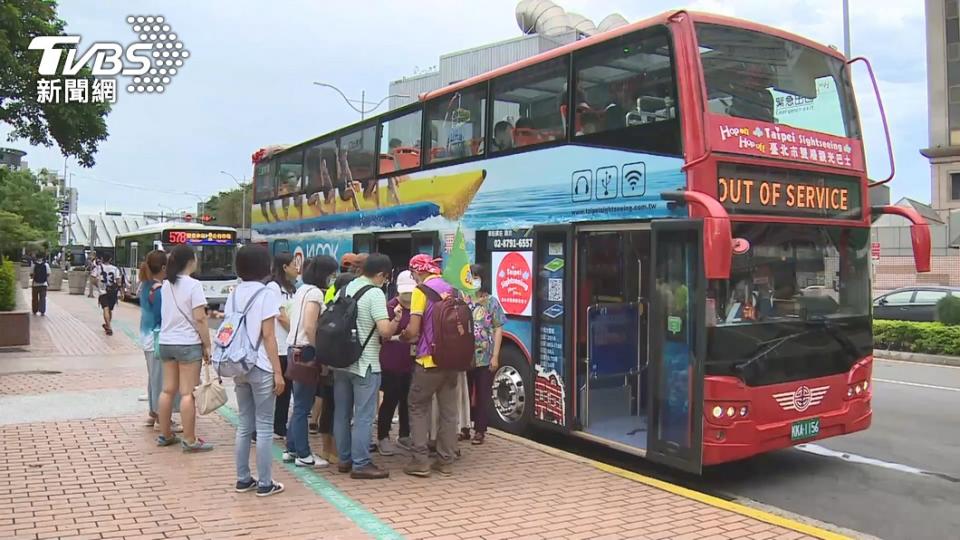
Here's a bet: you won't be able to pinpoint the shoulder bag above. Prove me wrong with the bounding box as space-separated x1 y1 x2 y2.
285 286 322 386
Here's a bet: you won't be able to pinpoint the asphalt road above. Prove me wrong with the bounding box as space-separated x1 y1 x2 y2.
533 359 960 540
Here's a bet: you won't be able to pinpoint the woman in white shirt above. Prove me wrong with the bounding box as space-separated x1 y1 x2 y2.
266 251 298 439
156 245 214 452
231 245 286 497
282 255 339 468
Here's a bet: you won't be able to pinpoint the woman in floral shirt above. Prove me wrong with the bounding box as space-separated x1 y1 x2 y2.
466 264 505 445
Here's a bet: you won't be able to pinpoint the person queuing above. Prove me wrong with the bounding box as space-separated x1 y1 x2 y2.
333 254 400 480
138 250 180 432
230 245 286 497
283 255 338 468
86 254 99 298
376 270 416 456
466 264 504 445
156 245 214 453
401 254 462 477
266 251 298 440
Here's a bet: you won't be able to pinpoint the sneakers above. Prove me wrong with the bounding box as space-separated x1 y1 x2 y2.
377 438 398 456
350 464 389 479
403 461 431 478
281 451 295 463
458 428 471 441
181 438 214 453
396 436 413 451
471 432 485 445
235 478 258 493
138 394 149 402
256 482 284 497
156 434 180 447
431 460 453 477
295 454 329 469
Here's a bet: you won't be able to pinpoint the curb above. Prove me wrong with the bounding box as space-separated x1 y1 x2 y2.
490 429 852 540
873 349 960 367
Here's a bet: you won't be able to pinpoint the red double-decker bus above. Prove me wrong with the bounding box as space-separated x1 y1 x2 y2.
250 10 931 472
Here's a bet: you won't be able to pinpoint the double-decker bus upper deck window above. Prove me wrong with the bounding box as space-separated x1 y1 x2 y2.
276 150 303 201
253 159 276 203
341 125 377 181
572 27 681 155
425 85 486 164
490 56 569 152
379 108 423 173
303 138 339 202
696 23 860 139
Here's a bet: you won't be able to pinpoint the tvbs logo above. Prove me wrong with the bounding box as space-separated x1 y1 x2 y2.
29 15 188 104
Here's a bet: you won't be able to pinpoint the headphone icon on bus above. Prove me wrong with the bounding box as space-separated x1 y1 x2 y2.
571 170 592 202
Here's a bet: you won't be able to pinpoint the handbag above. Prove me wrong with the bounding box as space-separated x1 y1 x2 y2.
284 287 322 386
194 363 227 415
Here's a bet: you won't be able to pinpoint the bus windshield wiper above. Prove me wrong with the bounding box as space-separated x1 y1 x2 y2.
734 330 812 373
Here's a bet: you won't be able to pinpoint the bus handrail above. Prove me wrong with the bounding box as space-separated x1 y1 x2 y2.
849 56 895 186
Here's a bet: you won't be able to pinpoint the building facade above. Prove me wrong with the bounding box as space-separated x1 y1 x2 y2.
922 0 960 212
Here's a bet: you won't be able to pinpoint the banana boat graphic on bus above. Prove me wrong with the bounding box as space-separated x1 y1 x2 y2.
253 169 486 234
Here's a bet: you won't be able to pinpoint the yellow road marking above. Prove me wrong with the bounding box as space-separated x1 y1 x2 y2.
492 430 850 540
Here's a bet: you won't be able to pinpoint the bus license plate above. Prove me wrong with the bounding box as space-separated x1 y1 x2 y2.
791 418 820 441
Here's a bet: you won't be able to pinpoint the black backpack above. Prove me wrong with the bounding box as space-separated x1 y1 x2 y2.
32 262 48 284
315 285 376 368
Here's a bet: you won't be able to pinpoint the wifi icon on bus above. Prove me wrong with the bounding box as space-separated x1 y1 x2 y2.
621 162 646 198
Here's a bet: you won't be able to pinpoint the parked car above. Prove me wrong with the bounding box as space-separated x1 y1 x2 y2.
873 286 960 322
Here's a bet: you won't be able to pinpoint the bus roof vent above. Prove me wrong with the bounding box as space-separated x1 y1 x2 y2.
515 1 627 37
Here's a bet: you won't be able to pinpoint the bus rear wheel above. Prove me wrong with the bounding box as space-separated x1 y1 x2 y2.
487 345 532 435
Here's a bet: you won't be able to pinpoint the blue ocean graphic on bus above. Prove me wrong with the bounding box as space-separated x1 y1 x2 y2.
252 146 686 238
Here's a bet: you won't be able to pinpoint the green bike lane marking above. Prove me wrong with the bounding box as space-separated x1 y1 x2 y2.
109 314 401 539
217 407 403 540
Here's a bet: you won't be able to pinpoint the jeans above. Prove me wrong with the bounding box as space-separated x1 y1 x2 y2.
409 365 460 466
318 383 335 434
273 355 292 436
333 367 381 468
234 367 277 488
285 380 317 458
377 371 411 441
467 367 493 433
144 350 179 415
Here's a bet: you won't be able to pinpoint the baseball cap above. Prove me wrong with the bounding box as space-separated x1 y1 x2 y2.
340 253 359 271
396 270 416 294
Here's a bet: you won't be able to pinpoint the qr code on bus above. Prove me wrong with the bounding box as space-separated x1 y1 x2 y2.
548 278 563 302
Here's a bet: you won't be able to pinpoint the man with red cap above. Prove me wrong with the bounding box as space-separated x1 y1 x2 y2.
400 254 462 477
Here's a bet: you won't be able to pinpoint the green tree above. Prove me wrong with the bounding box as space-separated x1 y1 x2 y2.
0 166 58 238
0 209 42 257
0 0 111 167
203 184 252 228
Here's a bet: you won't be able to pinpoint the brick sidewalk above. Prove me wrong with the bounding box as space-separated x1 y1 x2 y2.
0 290 825 540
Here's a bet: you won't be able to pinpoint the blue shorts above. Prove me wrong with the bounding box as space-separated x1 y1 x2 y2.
158 344 203 363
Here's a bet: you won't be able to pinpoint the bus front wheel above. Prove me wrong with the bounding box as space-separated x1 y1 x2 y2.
487 345 532 435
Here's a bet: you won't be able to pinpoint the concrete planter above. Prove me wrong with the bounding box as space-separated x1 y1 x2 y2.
67 270 88 295
47 268 65 291
0 310 30 347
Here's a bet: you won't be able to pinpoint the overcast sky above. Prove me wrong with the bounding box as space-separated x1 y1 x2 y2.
2 0 927 215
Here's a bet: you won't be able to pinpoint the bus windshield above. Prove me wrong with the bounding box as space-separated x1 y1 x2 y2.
696 23 860 139
705 224 872 385
192 245 237 280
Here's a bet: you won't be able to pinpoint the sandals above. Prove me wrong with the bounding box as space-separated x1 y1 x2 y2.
156 434 181 447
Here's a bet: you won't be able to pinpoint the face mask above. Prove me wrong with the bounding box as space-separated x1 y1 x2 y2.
471 277 482 290
295 276 303 288
326 275 336 288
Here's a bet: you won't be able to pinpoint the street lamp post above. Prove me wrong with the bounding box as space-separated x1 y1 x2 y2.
842 0 851 58
312 82 410 119
220 171 247 232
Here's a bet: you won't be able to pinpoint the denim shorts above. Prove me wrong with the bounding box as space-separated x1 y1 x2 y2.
158 344 203 363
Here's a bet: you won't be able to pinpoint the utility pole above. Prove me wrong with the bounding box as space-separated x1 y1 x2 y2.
842 0 851 58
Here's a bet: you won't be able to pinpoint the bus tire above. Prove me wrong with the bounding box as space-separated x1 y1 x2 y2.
487 345 533 435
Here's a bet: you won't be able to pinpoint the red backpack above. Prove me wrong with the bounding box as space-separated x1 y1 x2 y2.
418 284 475 370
